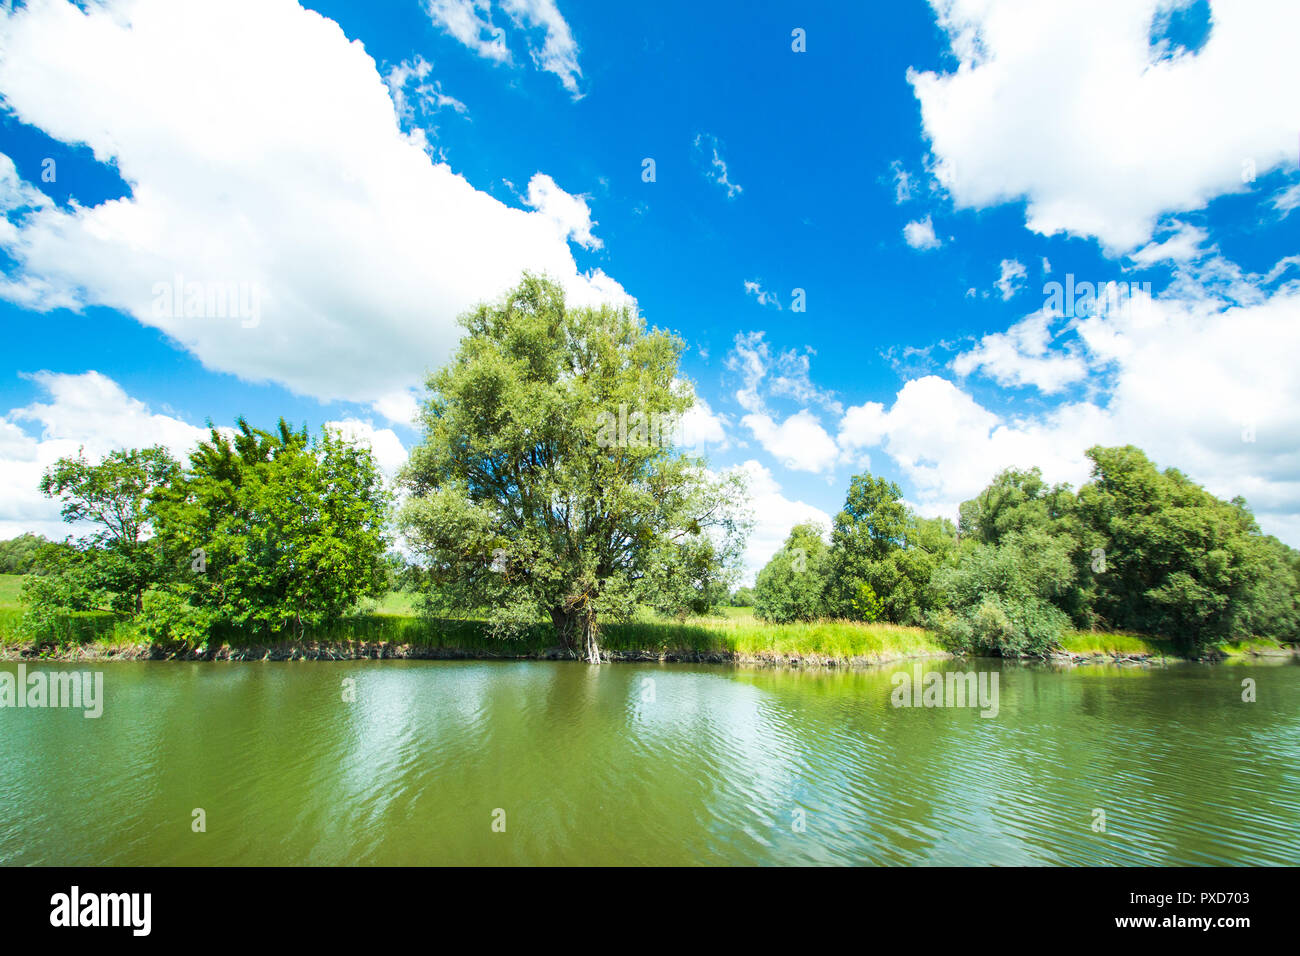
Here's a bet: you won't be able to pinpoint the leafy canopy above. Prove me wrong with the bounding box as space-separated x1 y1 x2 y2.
150 418 391 635
399 274 748 656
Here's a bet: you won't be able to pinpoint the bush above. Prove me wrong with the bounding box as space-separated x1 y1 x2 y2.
931 529 1075 656
754 523 831 623
135 591 218 648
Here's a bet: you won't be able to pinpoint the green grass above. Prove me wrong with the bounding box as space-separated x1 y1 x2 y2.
712 605 757 620
1216 636 1287 657
9 581 1262 665
1059 630 1177 657
602 614 945 660
0 580 946 662
0 573 24 609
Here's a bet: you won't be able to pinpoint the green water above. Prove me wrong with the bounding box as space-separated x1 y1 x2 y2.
2 659 1297 865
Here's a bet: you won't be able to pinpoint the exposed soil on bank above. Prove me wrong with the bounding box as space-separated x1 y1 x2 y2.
0 639 954 668
2 640 1293 667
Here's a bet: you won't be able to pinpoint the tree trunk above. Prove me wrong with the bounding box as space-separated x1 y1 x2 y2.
581 611 601 664
551 606 602 663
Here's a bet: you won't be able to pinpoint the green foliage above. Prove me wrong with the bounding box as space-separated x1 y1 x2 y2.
845 579 884 623
399 273 748 657
150 418 392 636
729 585 756 607
38 446 180 613
929 528 1076 656
753 522 831 623
1075 445 1275 649
958 466 1077 546
134 590 219 648
0 533 47 574
828 473 956 624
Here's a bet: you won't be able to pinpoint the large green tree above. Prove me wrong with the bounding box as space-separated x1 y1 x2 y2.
37 446 181 613
828 473 956 624
753 522 832 623
150 418 391 635
399 274 748 662
1076 445 1278 648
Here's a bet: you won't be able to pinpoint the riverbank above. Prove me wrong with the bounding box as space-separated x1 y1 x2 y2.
4 629 1293 667
3 576 1293 667
0 614 955 667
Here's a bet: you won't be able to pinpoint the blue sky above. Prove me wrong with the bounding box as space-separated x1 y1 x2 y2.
1 0 1298 579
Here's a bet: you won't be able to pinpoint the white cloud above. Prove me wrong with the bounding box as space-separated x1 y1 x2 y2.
724 331 841 417
742 409 839 474
424 0 582 95
694 133 742 199
727 460 832 585
903 215 941 250
909 0 1300 252
743 279 782 309
324 419 409 477
837 374 1111 520
726 331 771 414
371 390 422 427
840 265 1300 545
0 0 623 407
994 258 1027 300
1271 182 1300 218
677 390 731 452
1128 220 1211 267
425 0 510 62
384 55 468 125
952 309 1088 393
523 172 601 250
0 371 211 540
889 160 915 203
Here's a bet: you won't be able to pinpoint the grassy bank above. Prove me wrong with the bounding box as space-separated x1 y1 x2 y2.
3 573 1290 665
0 575 945 665
1058 630 1179 658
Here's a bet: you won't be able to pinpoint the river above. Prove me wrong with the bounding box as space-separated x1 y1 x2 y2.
2 658 1297 865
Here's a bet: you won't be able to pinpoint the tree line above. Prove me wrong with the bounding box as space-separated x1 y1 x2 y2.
752 448 1300 654
13 275 749 660
9 274 1297 660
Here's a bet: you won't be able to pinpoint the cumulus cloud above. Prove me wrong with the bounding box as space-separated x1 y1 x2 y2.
0 371 211 540
909 0 1300 252
725 460 832 584
952 309 1088 393
370 390 422 428
741 409 839 474
523 172 602 250
842 262 1300 545
903 215 941 250
0 0 623 407
677 390 731 452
